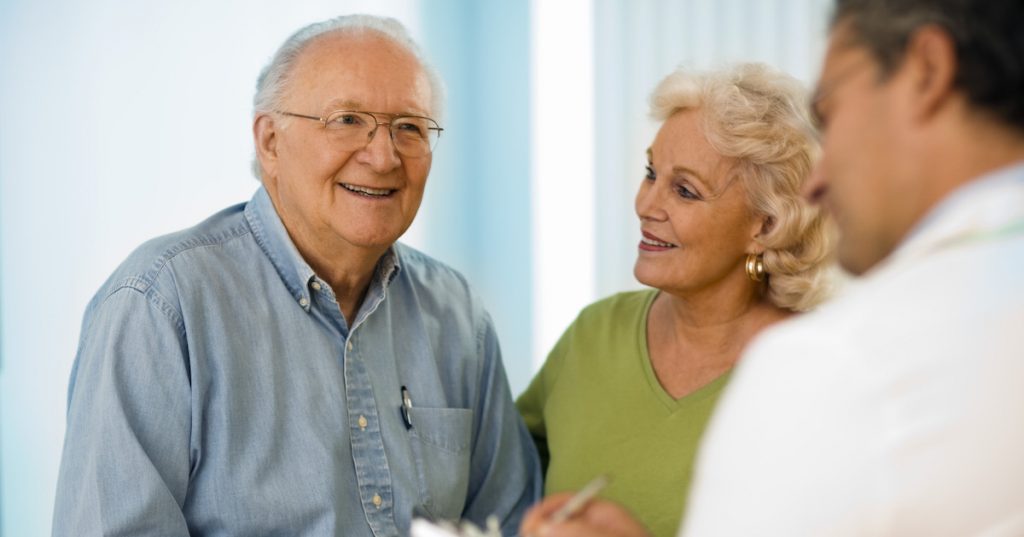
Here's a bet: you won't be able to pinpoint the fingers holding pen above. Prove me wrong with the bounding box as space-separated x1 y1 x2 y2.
520 495 652 537
520 492 575 535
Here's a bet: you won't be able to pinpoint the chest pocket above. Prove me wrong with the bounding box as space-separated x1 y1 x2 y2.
407 406 473 519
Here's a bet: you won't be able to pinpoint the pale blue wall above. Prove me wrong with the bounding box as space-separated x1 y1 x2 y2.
418 2 534 393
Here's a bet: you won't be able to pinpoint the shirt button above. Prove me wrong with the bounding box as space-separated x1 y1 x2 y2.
372 494 382 508
346 340 353 352
310 281 321 291
298 297 309 307
358 415 368 430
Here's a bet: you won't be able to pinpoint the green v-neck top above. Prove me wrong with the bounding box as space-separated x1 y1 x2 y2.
516 290 731 537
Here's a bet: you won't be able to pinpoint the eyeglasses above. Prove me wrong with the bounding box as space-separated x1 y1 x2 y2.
276 109 443 157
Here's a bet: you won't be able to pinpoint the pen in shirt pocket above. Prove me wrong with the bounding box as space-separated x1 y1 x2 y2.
400 385 414 429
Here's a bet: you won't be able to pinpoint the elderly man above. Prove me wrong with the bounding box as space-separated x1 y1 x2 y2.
53 15 540 536
522 1 1024 536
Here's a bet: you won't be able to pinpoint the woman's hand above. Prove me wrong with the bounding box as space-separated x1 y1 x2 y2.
520 493 653 537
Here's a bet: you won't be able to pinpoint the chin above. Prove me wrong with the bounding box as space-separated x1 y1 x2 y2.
353 235 402 250
836 244 880 276
334 221 404 249
633 265 664 290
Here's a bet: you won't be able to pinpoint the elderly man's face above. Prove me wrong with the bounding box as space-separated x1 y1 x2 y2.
261 33 434 261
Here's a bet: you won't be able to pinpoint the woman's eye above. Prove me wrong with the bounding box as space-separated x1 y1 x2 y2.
644 165 656 181
674 184 700 200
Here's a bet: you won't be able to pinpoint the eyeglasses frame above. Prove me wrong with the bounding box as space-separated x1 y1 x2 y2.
275 109 444 156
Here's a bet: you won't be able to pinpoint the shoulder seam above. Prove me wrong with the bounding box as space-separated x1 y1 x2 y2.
137 223 252 293
92 280 186 340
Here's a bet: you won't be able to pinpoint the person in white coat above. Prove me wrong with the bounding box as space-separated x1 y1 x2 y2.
521 0 1024 536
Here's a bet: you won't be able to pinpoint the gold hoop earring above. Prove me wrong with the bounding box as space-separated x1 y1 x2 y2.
745 253 765 282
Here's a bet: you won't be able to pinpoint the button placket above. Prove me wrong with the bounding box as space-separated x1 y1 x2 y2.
344 337 397 536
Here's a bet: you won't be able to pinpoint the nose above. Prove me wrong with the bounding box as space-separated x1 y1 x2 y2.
357 122 402 172
635 180 667 221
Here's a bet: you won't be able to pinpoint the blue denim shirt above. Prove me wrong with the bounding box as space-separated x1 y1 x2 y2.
52 187 541 536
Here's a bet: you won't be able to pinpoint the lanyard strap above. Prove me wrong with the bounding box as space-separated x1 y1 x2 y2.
934 218 1024 251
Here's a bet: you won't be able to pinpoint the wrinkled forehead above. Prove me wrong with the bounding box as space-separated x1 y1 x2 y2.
285 32 433 115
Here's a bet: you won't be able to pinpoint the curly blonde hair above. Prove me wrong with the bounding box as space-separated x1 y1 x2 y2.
650 62 836 311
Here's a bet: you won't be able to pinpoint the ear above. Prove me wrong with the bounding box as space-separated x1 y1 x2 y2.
253 113 280 182
748 214 774 254
900 25 958 122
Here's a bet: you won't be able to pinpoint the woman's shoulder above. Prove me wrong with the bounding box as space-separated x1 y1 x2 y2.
576 288 657 325
533 289 655 392
557 289 657 346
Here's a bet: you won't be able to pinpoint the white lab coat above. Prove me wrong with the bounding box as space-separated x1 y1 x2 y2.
683 161 1024 537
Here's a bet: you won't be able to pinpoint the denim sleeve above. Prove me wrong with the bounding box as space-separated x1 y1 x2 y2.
52 285 192 536
460 314 542 536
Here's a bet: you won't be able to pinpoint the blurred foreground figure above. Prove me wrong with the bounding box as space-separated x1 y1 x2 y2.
685 1 1024 534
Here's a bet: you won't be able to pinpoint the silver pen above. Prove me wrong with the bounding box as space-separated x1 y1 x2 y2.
546 474 611 525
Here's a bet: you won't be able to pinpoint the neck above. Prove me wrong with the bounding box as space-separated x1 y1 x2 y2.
282 218 388 325
262 181 390 324
654 277 790 357
644 280 791 399
302 243 385 324
917 113 1024 216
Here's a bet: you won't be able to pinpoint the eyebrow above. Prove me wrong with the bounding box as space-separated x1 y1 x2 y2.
647 147 711 191
321 99 429 118
323 99 363 110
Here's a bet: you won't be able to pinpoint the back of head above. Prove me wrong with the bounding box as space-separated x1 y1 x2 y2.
250 14 446 179
650 63 836 312
832 0 1024 134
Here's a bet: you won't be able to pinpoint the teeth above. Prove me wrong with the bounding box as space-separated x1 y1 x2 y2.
341 183 392 196
642 237 676 248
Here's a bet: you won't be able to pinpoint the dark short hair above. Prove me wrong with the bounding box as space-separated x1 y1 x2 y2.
832 0 1024 132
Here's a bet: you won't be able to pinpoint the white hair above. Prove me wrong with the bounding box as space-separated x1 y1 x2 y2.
250 14 446 179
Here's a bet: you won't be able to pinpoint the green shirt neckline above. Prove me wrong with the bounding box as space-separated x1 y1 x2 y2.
635 290 733 413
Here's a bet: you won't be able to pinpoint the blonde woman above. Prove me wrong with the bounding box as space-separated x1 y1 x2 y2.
517 62 834 537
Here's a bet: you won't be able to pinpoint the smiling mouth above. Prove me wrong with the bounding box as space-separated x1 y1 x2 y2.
640 237 677 248
340 183 396 198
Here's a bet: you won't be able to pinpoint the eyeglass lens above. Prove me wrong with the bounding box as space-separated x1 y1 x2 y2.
323 111 439 157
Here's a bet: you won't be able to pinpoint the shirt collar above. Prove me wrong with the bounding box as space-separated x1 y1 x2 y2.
244 187 403 311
